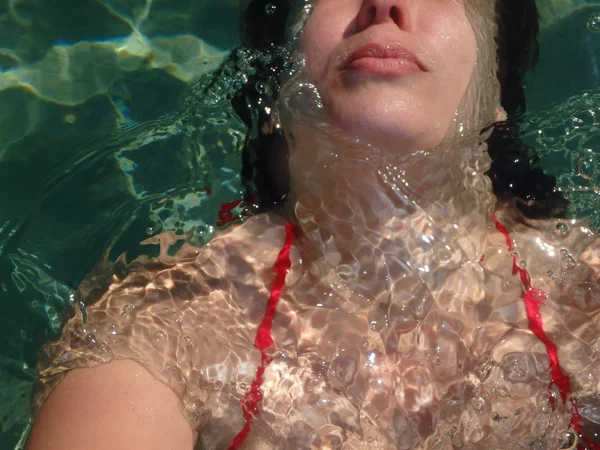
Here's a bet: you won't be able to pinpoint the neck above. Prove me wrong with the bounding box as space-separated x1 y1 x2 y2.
284 124 496 298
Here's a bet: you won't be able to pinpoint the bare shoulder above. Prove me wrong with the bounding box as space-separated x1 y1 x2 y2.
26 359 194 450
29 213 291 449
204 213 290 263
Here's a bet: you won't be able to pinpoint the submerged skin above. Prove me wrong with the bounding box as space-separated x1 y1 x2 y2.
28 0 600 449
29 211 600 449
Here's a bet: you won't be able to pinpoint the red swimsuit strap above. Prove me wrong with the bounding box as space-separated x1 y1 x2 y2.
493 212 598 449
228 222 296 450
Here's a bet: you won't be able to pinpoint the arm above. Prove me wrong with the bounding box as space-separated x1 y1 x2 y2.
26 359 195 450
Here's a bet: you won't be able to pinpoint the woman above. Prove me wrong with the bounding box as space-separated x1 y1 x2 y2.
26 0 599 449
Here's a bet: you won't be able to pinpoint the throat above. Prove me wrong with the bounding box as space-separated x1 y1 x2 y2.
286 138 495 298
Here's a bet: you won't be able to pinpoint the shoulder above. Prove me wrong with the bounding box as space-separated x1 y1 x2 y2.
79 213 291 300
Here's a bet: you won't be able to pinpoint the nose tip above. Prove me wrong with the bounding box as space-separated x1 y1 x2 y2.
356 0 408 31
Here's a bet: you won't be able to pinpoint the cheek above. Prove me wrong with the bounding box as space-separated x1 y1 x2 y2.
298 6 351 82
441 19 477 86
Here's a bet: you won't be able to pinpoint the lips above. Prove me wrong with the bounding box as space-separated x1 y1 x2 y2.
342 43 426 75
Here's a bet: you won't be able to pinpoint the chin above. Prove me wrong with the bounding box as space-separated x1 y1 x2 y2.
327 105 445 152
322 89 448 151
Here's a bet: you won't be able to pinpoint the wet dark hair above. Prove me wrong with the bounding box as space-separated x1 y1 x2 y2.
488 0 569 217
221 0 569 217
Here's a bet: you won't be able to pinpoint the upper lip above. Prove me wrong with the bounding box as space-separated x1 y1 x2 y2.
342 43 426 72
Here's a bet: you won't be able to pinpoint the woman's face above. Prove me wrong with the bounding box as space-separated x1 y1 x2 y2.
298 0 478 152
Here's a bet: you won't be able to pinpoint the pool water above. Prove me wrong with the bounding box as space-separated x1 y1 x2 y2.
0 1 599 449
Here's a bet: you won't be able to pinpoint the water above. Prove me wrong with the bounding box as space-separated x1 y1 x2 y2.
0 1 599 449
0 1 245 447
523 5 600 229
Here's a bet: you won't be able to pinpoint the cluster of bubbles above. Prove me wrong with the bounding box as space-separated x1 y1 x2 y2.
521 88 600 228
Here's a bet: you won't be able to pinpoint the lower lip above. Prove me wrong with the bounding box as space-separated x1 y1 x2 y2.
346 57 422 75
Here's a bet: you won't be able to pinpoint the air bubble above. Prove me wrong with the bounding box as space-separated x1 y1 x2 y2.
428 437 443 449
478 361 493 381
587 12 600 32
560 249 577 271
555 222 570 236
450 433 464 448
368 307 389 332
496 385 510 398
155 331 167 342
146 227 154 235
471 397 485 412
183 389 201 413
427 352 441 365
327 353 358 389
121 304 134 317
265 3 276 14
184 336 193 347
577 154 598 180
557 430 577 449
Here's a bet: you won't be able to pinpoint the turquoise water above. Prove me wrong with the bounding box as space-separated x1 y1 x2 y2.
0 1 598 449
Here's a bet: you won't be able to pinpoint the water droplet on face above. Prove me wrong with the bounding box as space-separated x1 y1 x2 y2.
184 336 193 347
265 3 276 14
555 222 570 237
587 12 600 32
